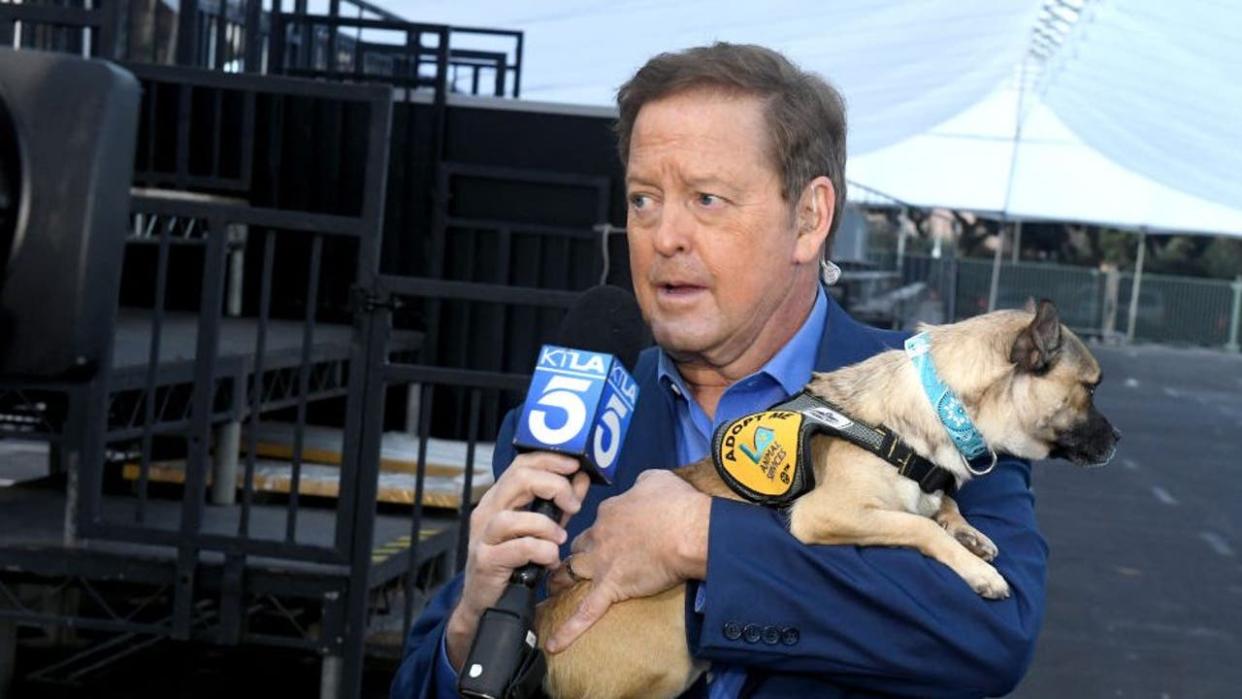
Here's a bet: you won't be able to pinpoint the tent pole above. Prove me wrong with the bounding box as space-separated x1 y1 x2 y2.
994 53 1031 314
1125 231 1147 344
1226 275 1242 353
1011 220 1022 263
895 211 907 272
987 221 1006 312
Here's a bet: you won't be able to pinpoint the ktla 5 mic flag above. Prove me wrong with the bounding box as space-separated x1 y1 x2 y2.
514 345 638 484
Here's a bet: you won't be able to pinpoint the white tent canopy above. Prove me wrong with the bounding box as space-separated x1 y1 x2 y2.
378 0 1242 235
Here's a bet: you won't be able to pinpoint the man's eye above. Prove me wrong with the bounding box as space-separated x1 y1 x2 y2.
629 194 651 209
696 193 722 207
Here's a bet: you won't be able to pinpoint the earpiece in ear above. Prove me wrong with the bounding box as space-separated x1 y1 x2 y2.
820 259 841 285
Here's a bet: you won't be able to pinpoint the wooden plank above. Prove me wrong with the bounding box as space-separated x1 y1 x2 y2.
121 458 491 510
244 422 494 478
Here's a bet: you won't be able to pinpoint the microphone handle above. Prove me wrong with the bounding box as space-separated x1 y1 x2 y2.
510 497 562 587
458 498 562 697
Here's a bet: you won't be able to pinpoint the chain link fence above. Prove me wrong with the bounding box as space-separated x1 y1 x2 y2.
1115 272 1237 347
883 253 1242 350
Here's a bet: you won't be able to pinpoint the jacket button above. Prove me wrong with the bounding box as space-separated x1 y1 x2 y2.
762 625 780 645
781 626 800 646
742 623 762 644
723 621 742 641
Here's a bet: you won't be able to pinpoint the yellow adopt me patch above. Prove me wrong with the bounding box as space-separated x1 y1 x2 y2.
713 409 814 506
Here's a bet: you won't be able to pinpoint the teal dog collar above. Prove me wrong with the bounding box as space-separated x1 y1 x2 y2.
905 332 995 475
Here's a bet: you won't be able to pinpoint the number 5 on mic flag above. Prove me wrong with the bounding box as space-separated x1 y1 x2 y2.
514 344 639 484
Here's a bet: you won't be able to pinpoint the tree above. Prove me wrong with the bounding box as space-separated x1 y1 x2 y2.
1202 236 1242 280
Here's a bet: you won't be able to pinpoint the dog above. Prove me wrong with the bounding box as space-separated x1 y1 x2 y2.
534 300 1120 699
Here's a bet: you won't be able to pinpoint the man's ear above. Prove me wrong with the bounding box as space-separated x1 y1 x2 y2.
1010 298 1063 373
793 176 834 265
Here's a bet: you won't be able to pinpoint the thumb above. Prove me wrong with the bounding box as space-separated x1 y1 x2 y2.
545 583 614 654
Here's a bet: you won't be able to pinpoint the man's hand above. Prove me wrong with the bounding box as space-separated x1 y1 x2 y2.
544 469 711 653
445 452 591 670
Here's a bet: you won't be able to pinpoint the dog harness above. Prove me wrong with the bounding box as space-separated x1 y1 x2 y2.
712 391 959 507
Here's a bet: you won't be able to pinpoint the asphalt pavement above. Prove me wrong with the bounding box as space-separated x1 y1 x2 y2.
1012 342 1242 699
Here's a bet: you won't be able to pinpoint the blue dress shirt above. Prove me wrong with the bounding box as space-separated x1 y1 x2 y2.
657 288 827 699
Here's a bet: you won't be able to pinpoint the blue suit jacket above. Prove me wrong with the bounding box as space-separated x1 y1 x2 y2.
392 295 1047 698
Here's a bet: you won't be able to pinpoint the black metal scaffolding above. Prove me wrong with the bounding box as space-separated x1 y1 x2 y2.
0 2 628 696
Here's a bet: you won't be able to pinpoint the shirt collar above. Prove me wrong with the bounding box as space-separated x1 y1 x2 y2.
657 285 828 400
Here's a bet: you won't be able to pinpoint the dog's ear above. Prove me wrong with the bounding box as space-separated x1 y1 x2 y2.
1010 299 1062 373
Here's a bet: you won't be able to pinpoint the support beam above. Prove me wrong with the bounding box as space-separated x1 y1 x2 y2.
174 0 199 66
227 224 248 317
0 620 16 696
320 654 343 699
211 421 242 505
1102 264 1121 341
1125 231 1147 344
1226 276 1242 353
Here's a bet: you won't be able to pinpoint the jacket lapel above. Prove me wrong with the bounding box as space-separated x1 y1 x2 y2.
816 292 904 372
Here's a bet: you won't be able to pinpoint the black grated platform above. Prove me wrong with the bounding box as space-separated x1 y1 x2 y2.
0 477 455 591
110 310 406 375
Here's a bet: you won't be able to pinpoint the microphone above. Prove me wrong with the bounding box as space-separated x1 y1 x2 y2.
510 285 643 569
459 285 644 699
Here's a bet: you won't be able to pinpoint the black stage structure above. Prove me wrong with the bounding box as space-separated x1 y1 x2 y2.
0 2 631 697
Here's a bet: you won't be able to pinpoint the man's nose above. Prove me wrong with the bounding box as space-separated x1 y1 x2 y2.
651 204 691 256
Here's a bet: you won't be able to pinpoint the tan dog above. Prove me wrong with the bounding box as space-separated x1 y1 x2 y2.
535 301 1119 699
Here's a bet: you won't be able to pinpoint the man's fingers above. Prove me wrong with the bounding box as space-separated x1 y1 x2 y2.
482 537 561 572
546 583 614 654
490 468 584 515
480 510 567 546
548 553 592 594
512 451 581 476
569 528 594 555
559 472 592 528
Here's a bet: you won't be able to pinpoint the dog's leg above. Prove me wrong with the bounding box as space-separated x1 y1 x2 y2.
865 509 1010 599
791 492 1010 599
933 496 999 562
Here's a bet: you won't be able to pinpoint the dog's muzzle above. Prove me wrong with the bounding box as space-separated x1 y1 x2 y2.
1052 417 1121 468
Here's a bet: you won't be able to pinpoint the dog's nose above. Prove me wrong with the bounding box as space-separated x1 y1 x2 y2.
1111 427 1122 442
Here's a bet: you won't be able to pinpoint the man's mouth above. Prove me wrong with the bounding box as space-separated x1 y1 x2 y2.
657 282 707 297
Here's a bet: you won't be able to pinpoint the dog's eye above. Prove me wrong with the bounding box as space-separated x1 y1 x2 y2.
1084 383 1097 396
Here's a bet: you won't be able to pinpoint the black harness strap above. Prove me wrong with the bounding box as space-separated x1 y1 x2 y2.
712 392 959 505
790 392 958 497
873 425 958 496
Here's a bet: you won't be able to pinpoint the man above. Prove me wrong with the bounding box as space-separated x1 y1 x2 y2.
393 43 1046 698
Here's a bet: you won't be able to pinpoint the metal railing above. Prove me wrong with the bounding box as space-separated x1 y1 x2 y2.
0 64 399 697
0 0 524 97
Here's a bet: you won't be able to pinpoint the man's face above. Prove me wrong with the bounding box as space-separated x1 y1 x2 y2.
626 88 810 365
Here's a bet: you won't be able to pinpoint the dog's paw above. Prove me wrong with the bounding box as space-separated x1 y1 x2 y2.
952 526 999 562
964 561 1011 599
